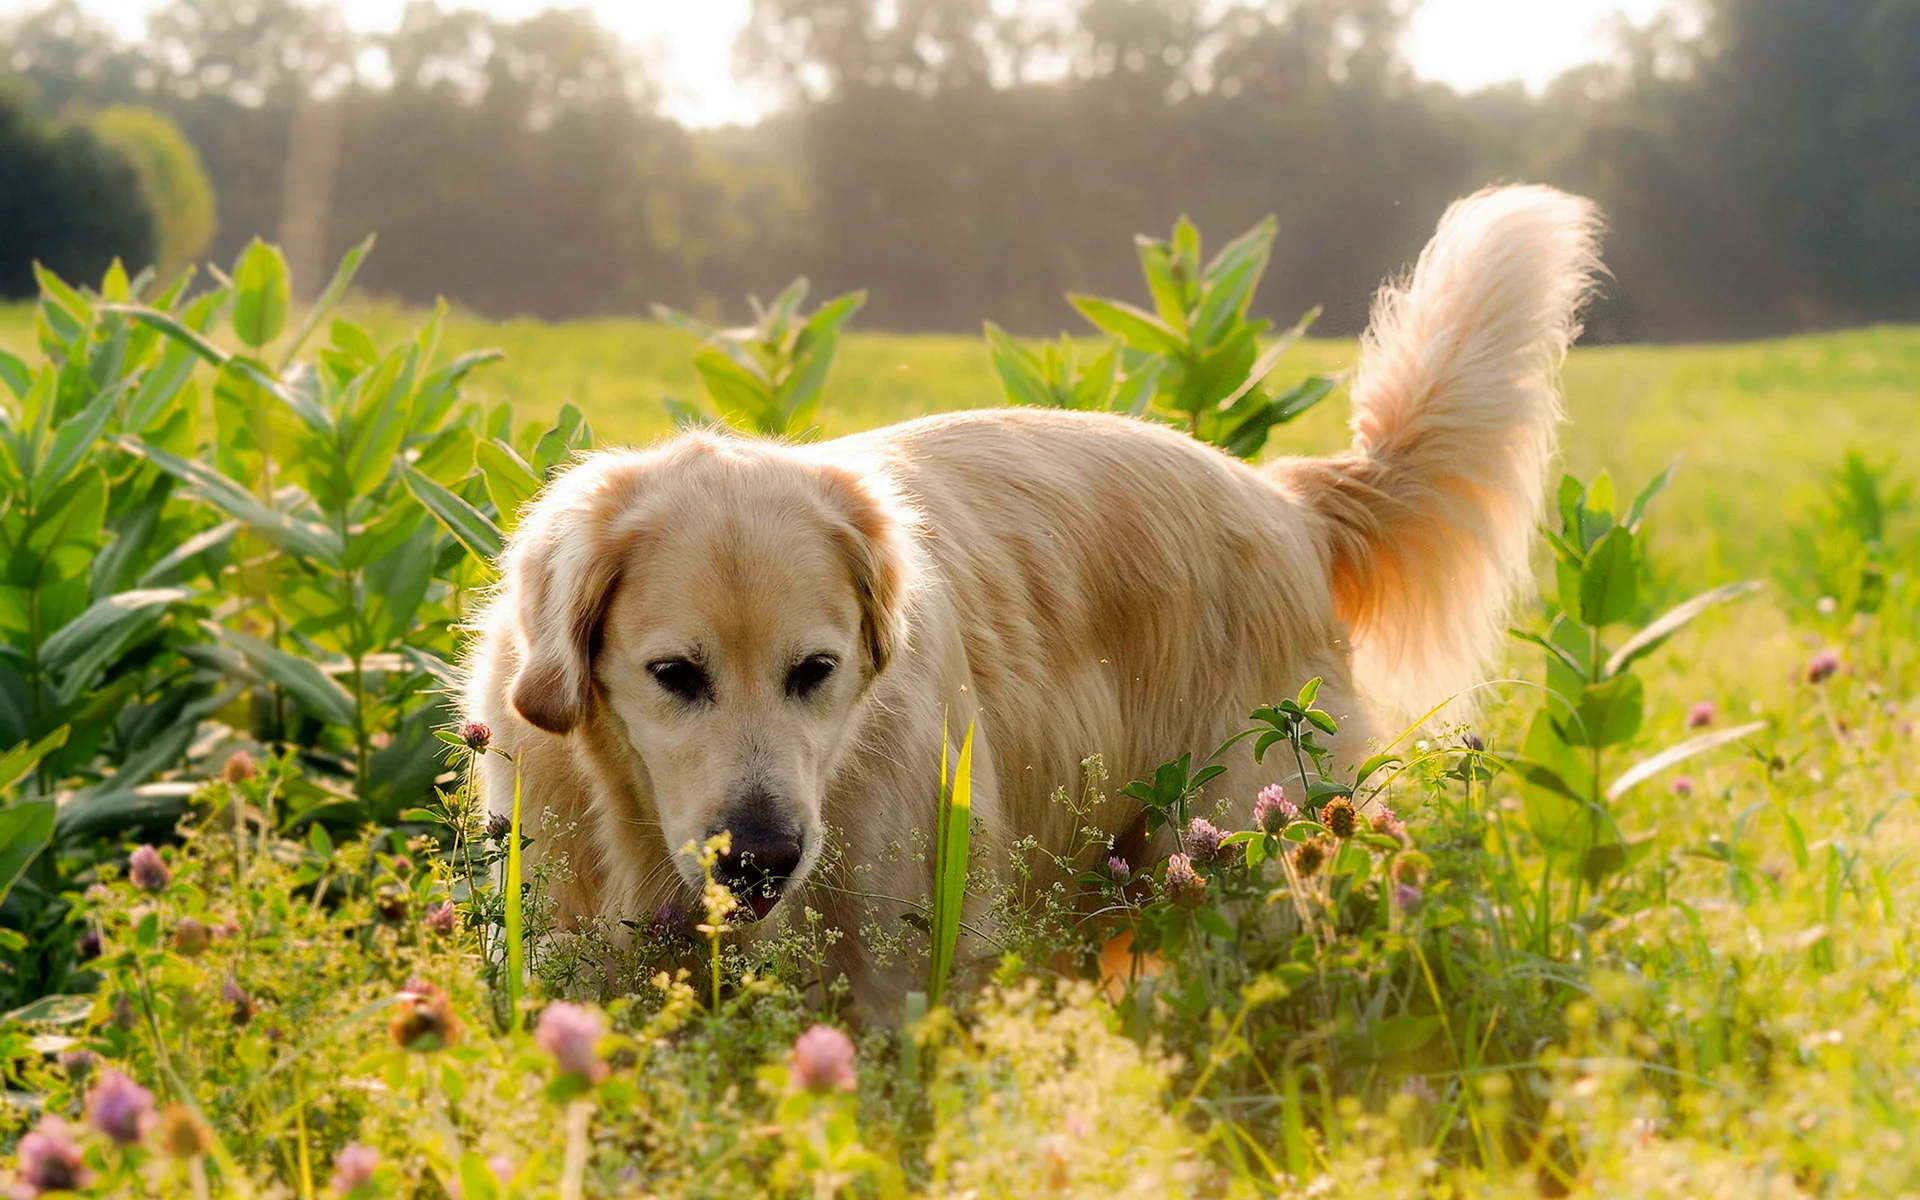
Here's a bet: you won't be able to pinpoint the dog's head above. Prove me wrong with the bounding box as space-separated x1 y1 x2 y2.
502 434 914 918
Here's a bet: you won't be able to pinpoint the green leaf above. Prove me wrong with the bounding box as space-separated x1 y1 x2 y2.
692 347 773 426
1579 526 1638 626
1135 239 1189 333
0 727 68 793
32 381 124 505
1068 295 1186 357
929 720 975 1007
1191 216 1275 345
215 624 357 728
1604 581 1762 677
1356 753 1402 787
1559 672 1644 748
0 349 30 399
0 799 55 908
984 323 1055 408
102 303 228 368
40 588 190 702
1622 461 1675 532
1606 721 1769 800
458 1153 503 1200
119 437 344 566
280 235 373 368
231 240 291 349
477 439 541 529
1371 1013 1441 1056
403 464 504 565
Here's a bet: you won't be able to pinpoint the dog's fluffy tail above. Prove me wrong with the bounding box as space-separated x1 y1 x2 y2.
1288 185 1603 721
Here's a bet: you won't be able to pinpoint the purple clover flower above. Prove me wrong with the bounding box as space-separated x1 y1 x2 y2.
535 1002 609 1084
789 1024 858 1094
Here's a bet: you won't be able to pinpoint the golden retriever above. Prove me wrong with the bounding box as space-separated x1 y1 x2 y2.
462 185 1602 1007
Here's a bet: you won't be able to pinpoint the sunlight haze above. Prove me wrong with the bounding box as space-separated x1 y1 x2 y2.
7 0 1677 126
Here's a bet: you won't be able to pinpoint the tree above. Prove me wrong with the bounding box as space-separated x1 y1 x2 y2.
0 80 156 297
86 106 217 281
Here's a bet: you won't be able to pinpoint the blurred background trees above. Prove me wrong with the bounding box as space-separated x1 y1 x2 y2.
0 0 1914 340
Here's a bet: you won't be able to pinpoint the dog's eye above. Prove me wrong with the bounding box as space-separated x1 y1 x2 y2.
786 655 838 700
647 659 711 704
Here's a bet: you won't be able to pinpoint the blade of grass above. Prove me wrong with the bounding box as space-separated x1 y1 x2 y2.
928 719 974 1007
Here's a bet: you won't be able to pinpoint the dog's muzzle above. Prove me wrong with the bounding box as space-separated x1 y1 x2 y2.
708 794 804 921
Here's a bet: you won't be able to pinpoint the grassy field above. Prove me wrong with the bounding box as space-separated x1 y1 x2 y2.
6 301 1915 581
292 310 1920 585
6 294 1920 1195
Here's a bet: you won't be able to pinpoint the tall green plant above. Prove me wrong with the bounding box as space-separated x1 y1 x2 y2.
655 279 866 438
989 215 1335 459
1506 468 1765 951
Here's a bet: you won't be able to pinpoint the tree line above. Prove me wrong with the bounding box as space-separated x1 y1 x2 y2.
2 0 1915 341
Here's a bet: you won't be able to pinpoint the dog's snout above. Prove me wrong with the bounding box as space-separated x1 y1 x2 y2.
709 793 804 920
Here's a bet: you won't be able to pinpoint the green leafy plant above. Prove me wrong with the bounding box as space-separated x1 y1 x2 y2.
655 279 866 438
989 215 1335 458
980 326 1163 415
1507 468 1764 951
1786 450 1911 621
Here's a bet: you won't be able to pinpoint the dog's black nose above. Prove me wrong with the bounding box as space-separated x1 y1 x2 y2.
709 800 804 920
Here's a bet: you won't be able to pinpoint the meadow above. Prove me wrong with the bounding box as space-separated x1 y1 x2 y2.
0 242 1918 1199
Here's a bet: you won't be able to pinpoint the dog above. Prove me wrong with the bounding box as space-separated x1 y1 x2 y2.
462 185 1602 1008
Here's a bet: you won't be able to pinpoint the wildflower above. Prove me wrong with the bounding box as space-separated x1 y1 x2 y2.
1805 650 1841 684
487 1155 515 1186
1461 732 1485 752
1105 855 1131 885
484 811 513 841
77 927 102 960
536 1002 609 1083
1815 596 1838 615
15 1118 91 1195
1669 775 1696 798
221 750 257 784
650 900 691 937
1393 883 1424 911
1686 701 1716 729
1321 796 1358 839
1291 839 1327 878
1390 855 1425 885
1253 784 1297 833
156 1104 211 1159
458 720 492 751
58 1049 97 1081
1163 854 1207 908
128 844 171 892
109 994 136 1031
374 886 409 924
391 855 413 878
223 979 256 1026
1403 1077 1439 1104
788 1024 858 1094
1369 806 1407 842
1184 817 1230 863
172 918 210 958
389 978 460 1052
330 1143 380 1196
424 901 457 936
87 1069 156 1145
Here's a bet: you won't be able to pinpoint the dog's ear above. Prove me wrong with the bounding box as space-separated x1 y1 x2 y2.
506 460 641 735
812 464 915 677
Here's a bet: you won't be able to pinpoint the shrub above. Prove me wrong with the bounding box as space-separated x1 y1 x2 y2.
0 82 155 300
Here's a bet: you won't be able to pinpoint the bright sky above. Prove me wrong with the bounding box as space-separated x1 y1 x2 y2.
6 0 1679 127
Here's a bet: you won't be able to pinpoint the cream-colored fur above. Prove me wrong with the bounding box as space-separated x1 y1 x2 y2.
462 185 1603 1008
